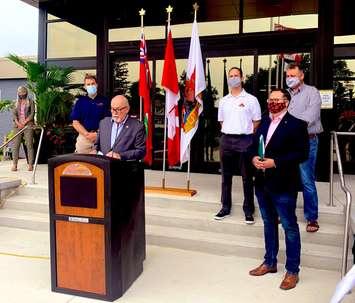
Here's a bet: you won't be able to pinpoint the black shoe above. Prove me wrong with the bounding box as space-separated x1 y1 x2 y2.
214 209 230 220
245 215 255 225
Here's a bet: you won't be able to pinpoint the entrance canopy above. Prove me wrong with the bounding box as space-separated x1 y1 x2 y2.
21 0 240 34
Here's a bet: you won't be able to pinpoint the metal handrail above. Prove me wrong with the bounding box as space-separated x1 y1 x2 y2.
329 131 353 277
31 127 44 185
0 125 29 150
0 125 44 185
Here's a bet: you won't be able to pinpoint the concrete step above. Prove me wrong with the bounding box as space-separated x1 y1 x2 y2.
0 208 49 231
146 196 346 226
5 194 49 213
146 206 345 247
16 184 49 198
146 224 349 272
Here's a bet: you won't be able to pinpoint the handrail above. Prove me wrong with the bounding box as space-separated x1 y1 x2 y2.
31 127 44 185
329 131 353 278
0 125 44 185
0 125 29 150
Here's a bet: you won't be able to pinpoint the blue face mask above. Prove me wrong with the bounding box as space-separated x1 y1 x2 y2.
227 76 241 88
86 85 97 96
286 77 300 89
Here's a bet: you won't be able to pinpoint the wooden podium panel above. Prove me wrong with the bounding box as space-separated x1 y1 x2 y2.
54 162 105 218
56 221 106 295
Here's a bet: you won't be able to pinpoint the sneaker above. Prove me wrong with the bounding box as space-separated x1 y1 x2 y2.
214 209 230 220
245 215 255 225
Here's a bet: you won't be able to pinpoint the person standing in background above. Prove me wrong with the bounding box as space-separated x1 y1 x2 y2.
11 86 35 171
249 88 309 290
70 74 110 154
215 67 261 224
286 63 323 233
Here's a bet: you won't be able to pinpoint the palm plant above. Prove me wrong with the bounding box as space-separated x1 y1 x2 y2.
7 54 76 127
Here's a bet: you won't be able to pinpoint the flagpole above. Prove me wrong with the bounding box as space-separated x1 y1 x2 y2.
162 5 173 189
139 8 145 122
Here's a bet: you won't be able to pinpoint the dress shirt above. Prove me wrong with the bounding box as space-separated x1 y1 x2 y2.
110 115 128 149
218 89 261 135
288 83 323 134
265 110 287 147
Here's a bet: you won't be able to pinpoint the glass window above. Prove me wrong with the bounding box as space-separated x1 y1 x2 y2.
243 0 318 33
109 26 165 42
47 14 60 21
70 69 97 84
47 21 96 58
334 35 355 45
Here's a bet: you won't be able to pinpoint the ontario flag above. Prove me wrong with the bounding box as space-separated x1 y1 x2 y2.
161 29 180 167
139 32 153 165
180 18 206 164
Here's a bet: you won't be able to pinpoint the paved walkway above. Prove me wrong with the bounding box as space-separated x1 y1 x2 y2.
0 159 354 302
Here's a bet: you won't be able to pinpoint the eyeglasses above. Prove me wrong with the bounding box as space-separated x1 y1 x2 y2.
267 98 287 103
18 95 27 99
111 106 128 113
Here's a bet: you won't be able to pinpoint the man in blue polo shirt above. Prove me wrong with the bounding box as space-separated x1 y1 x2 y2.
70 74 111 153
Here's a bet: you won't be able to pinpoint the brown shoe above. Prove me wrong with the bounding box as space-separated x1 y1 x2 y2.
280 273 299 290
11 166 17 171
28 165 33 171
249 263 277 276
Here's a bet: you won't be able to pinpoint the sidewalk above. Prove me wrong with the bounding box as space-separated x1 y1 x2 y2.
0 159 354 302
0 226 354 303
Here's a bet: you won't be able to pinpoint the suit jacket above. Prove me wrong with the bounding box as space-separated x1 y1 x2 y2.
95 116 146 161
12 98 35 127
251 112 309 193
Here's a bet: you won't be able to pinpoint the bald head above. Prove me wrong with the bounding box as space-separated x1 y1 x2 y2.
111 95 130 123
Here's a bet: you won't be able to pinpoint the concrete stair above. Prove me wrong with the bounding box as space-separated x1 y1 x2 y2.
0 183 349 272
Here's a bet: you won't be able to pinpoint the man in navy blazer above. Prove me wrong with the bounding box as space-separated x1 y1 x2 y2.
94 95 146 161
248 89 309 290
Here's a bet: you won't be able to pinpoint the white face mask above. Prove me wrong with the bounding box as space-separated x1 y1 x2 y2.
227 76 241 88
286 77 301 89
86 85 97 96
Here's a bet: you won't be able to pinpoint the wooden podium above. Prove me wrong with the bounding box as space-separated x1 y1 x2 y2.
48 154 145 301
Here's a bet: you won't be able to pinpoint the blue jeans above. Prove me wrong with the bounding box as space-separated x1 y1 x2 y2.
255 187 301 274
300 137 319 222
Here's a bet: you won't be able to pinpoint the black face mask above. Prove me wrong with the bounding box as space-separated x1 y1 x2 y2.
18 95 27 100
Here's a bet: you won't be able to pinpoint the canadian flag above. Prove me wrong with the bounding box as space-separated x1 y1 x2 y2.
161 29 180 167
180 18 206 164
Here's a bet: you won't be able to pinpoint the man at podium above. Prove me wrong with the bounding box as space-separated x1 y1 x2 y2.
94 95 146 160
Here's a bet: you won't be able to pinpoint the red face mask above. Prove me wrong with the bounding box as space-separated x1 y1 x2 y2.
267 101 287 114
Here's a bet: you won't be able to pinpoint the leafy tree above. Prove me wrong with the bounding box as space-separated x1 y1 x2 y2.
7 54 78 127
113 61 130 95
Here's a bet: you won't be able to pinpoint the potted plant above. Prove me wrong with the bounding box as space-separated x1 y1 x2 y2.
7 54 78 162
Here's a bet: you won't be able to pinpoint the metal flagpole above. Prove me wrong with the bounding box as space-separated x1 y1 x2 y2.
267 17 273 95
281 57 285 89
139 9 145 122
161 5 173 189
186 144 191 191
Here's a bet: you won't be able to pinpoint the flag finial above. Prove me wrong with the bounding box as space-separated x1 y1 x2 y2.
139 8 146 29
193 3 199 20
139 8 146 16
166 5 173 27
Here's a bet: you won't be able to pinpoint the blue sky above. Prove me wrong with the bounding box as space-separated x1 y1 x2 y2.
0 0 38 57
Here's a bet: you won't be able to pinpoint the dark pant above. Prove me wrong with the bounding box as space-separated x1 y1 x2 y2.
220 134 255 216
255 187 301 274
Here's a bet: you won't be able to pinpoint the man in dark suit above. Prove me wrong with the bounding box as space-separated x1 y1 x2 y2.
248 89 309 290
94 95 146 161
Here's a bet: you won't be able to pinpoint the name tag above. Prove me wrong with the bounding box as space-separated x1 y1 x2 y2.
68 216 89 223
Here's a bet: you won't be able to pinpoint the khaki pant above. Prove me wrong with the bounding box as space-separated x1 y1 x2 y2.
13 127 34 165
75 133 95 154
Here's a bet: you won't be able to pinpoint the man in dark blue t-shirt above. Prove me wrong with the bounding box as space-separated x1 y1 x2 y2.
70 74 110 153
